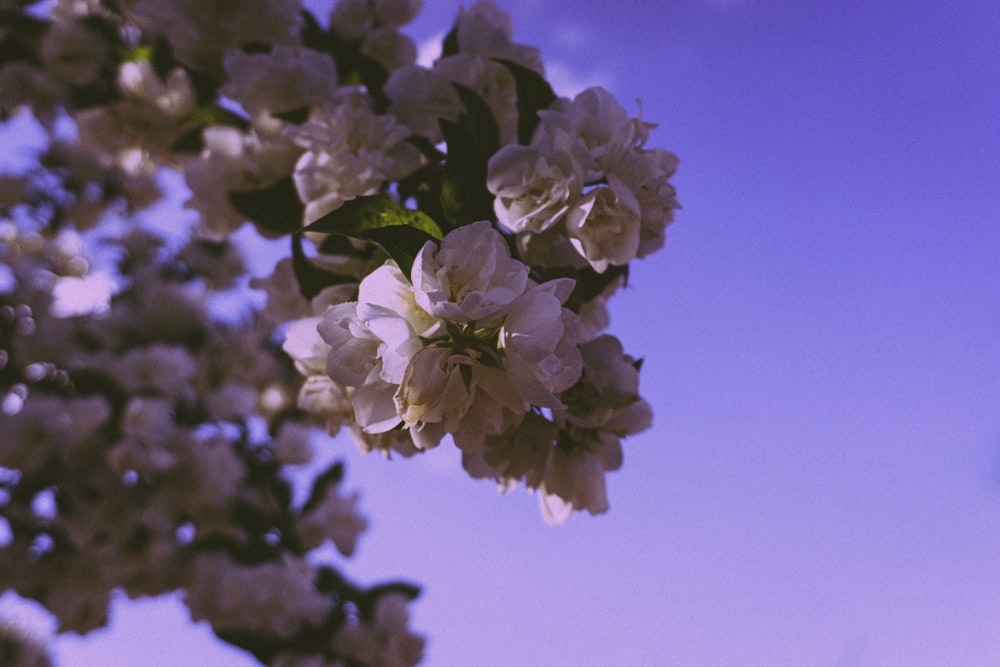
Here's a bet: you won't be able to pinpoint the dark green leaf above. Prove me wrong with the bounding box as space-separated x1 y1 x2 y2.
406 135 447 162
397 162 446 227
451 83 500 153
459 363 473 390
355 581 422 621
301 461 345 516
304 194 442 276
439 118 495 227
229 178 303 236
79 14 121 47
214 629 283 665
0 10 46 67
141 35 178 83
170 126 204 153
355 52 390 113
493 58 557 145
272 106 311 125
236 41 272 55
315 565 361 598
182 104 250 130
290 233 357 300
441 21 459 58
436 84 502 227
305 193 442 238
300 9 330 54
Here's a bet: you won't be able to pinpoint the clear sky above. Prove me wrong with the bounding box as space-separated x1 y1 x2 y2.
17 1 1000 665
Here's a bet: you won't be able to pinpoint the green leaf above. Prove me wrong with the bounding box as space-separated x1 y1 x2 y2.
493 58 557 145
181 104 250 130
119 44 154 63
397 161 446 227
301 460 345 516
305 193 442 238
272 106 310 124
291 233 356 300
300 9 330 54
0 10 46 67
441 21 459 58
355 52 391 113
304 194 443 276
406 135 447 162
439 118 495 227
437 84 501 227
79 14 120 47
451 83 500 152
170 126 204 153
229 177 304 236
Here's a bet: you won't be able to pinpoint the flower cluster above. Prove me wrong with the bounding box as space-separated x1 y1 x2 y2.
1 0 678 663
488 86 680 272
305 222 583 450
0 223 421 664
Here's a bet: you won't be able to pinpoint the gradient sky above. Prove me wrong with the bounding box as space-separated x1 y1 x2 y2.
12 1 999 665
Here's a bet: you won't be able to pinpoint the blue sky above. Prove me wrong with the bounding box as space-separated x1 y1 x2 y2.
12 1 1000 665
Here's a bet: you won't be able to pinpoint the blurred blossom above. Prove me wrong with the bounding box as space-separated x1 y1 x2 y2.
49 272 116 317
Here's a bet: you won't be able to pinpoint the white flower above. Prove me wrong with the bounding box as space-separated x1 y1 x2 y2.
334 593 425 667
383 64 456 142
487 136 583 234
330 0 375 40
463 411 555 489
317 223 583 451
538 443 614 525
222 46 339 117
296 486 368 556
50 271 116 317
285 315 370 437
555 334 650 432
411 221 527 324
395 346 474 426
40 20 111 87
613 147 681 258
564 174 642 273
290 96 423 224
125 0 301 76
284 316 331 376
537 335 651 523
71 61 196 168
361 27 418 71
117 61 195 116
454 0 543 73
110 344 198 399
385 53 520 145
434 54 521 145
500 278 583 409
272 420 314 465
318 299 416 434
184 125 302 240
186 554 331 638
538 86 646 177
298 374 357 435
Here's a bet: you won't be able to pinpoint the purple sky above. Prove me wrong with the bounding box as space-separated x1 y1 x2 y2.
16 1 1000 665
